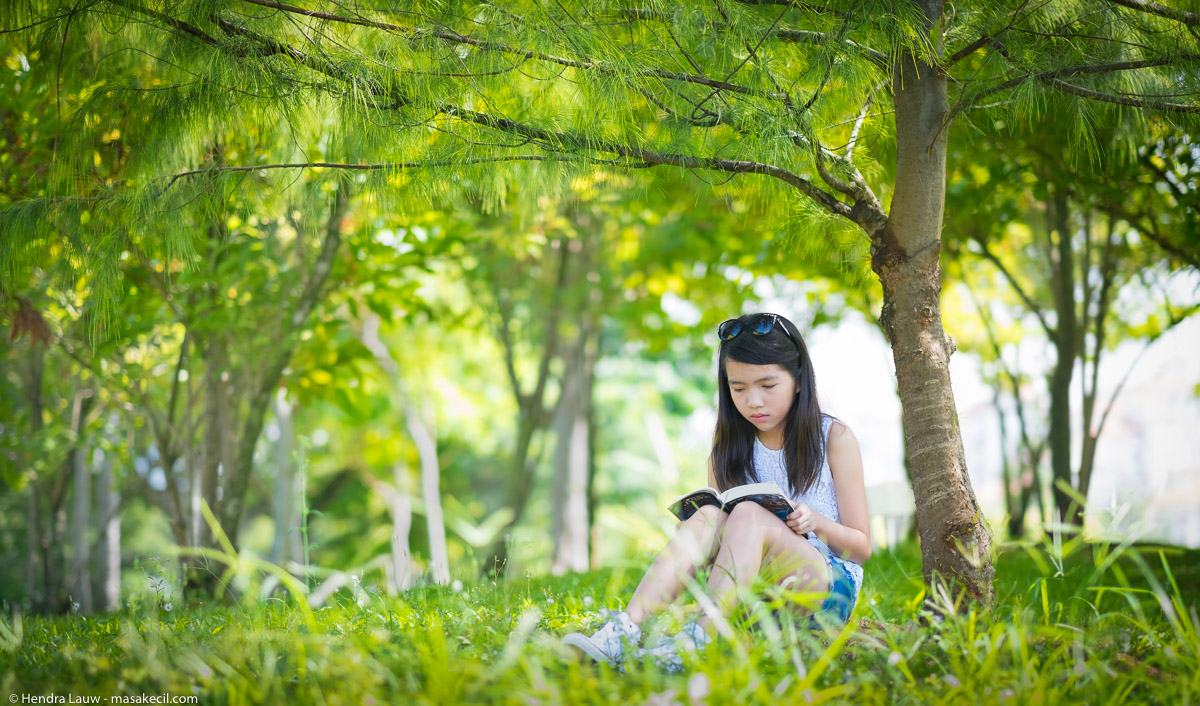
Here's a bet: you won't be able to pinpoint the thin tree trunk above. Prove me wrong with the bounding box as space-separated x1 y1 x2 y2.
26 344 45 607
270 389 300 567
1077 212 1119 512
408 406 449 585
586 342 601 572
1047 186 1079 529
198 328 228 562
391 460 416 592
360 311 447 585
69 388 94 613
146 330 191 555
872 0 994 605
28 489 40 607
93 431 121 612
185 357 200 582
48 498 66 611
551 327 595 574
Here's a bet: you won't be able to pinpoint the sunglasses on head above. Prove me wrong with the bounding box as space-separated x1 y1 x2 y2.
717 313 799 349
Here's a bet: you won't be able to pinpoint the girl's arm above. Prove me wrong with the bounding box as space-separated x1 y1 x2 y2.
787 422 872 564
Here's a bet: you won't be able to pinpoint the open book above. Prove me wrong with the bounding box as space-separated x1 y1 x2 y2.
668 481 793 522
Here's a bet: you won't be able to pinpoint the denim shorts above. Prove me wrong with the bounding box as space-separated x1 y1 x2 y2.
770 550 858 629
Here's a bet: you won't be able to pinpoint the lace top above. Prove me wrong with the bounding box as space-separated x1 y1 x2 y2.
750 414 864 596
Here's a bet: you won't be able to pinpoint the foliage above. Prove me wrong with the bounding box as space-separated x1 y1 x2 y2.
1 538 1196 704
3 0 1196 313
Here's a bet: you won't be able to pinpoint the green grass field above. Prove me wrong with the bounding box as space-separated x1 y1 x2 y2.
2 536 1196 705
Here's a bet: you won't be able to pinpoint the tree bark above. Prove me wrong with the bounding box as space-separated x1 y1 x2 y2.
26 343 45 608
269 389 301 567
195 324 229 587
1077 213 1119 515
93 432 121 612
551 326 596 574
408 405 449 585
1046 186 1079 529
390 459 416 592
360 311 449 585
872 0 994 606
69 388 94 614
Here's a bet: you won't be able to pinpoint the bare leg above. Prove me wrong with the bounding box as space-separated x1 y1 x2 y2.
625 505 728 624
697 502 830 633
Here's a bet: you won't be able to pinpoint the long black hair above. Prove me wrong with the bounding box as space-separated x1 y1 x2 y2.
710 313 824 495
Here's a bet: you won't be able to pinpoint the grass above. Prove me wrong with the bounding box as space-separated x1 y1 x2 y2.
1 536 1197 705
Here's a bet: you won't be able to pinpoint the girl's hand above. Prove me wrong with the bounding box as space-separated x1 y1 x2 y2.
786 502 823 537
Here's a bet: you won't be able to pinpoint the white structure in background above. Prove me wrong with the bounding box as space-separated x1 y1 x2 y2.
815 313 1200 548
1085 331 1200 547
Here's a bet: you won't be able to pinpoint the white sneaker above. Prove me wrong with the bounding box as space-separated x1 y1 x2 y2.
561 610 642 667
634 622 711 673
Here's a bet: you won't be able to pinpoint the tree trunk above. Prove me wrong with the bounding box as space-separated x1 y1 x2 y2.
585 323 603 571
93 438 121 612
1046 186 1079 529
1076 212 1119 520
586 349 601 572
551 329 595 574
69 389 94 613
390 460 416 592
192 328 230 592
408 405 449 585
360 311 448 585
872 0 994 606
25 343 45 607
270 389 301 567
485 404 542 573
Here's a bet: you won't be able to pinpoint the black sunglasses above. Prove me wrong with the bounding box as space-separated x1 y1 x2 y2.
717 313 799 349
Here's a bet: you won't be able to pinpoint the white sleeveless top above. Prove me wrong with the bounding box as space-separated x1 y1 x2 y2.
750 414 864 596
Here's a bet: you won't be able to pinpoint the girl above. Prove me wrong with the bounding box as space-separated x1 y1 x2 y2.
562 312 871 671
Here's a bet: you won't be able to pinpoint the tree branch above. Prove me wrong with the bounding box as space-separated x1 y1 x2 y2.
731 0 851 19
947 0 1035 66
972 237 1056 337
217 185 352 537
113 0 218 46
204 13 859 223
485 263 526 406
1104 200 1200 269
949 56 1200 122
1104 0 1200 26
530 240 571 430
235 0 781 101
166 157 653 186
775 28 888 67
845 82 886 162
813 138 858 198
437 104 854 218
1043 76 1200 113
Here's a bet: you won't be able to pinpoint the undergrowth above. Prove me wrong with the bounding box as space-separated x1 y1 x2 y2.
1 537 1196 705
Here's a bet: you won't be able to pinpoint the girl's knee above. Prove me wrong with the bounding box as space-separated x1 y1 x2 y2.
684 504 727 530
724 502 774 533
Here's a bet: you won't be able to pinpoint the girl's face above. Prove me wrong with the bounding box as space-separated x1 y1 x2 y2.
723 359 799 438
